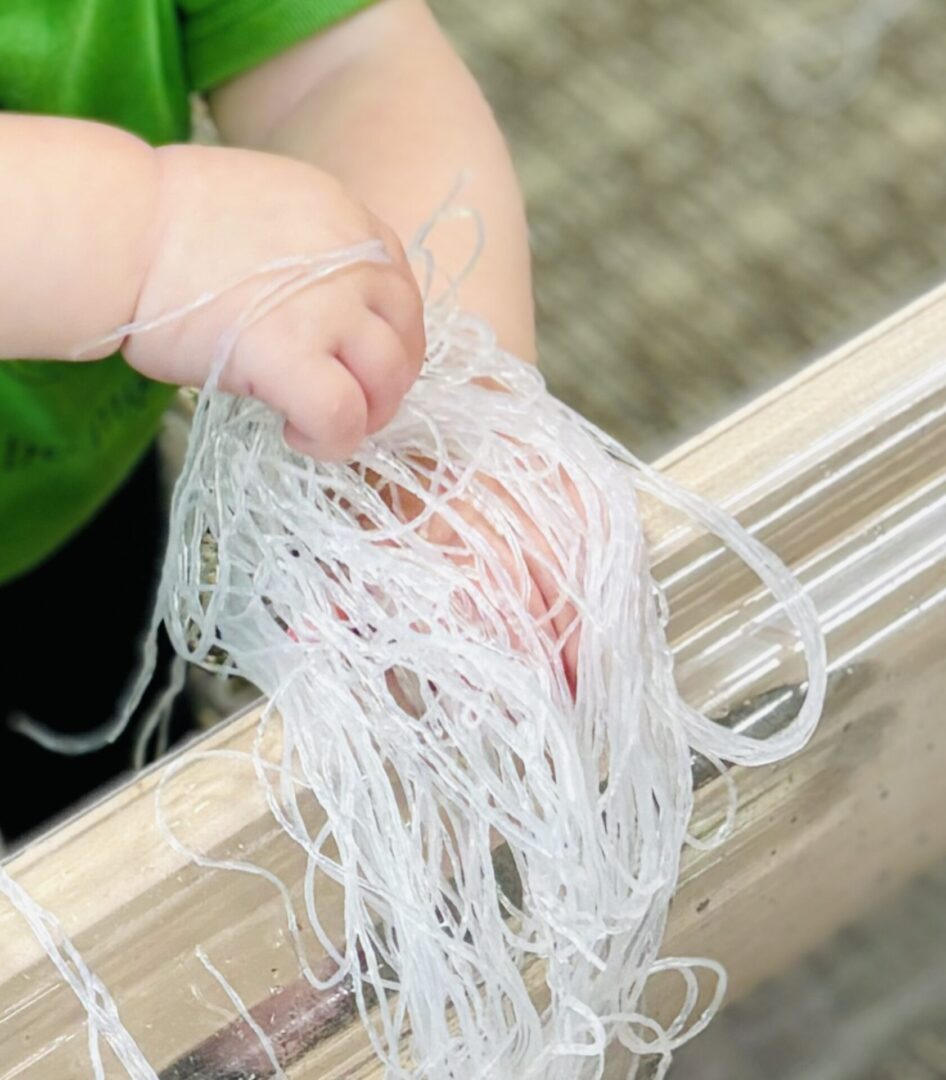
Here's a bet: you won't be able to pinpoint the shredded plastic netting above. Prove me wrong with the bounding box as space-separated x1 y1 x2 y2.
0 870 158 1080
0 217 826 1079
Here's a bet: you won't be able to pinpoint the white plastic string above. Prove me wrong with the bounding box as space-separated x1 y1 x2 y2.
1 209 826 1077
0 867 159 1080
8 241 390 757
195 946 288 1080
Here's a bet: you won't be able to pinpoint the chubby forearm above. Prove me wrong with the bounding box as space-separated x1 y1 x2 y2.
0 112 426 458
209 0 535 364
0 114 159 360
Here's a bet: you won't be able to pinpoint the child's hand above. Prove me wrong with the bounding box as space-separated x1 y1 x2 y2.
434 478 582 696
122 145 425 460
368 460 582 696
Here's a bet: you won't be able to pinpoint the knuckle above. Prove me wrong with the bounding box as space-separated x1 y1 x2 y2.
321 380 368 455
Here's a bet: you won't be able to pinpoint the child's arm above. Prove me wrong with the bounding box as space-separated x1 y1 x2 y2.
208 0 536 364
0 115 158 360
0 114 425 459
208 6 579 678
207 3 578 676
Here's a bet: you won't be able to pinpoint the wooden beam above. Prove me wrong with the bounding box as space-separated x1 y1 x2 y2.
2 284 946 1077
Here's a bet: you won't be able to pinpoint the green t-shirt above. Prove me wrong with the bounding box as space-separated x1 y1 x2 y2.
0 0 375 582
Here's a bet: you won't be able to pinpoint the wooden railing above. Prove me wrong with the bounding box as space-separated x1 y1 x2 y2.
2 284 946 1078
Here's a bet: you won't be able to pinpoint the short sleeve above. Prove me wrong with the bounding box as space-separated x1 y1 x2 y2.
179 0 380 91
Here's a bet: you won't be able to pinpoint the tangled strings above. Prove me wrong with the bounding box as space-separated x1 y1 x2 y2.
2 225 825 1079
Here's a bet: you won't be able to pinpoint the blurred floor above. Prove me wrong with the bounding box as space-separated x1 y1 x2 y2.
670 862 946 1080
432 0 946 457
428 1 946 1076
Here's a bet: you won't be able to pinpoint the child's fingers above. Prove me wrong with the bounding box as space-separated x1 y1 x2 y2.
336 312 414 434
359 214 424 352
476 475 580 695
365 266 427 378
371 217 412 275
223 341 368 460
279 356 368 460
454 501 553 639
210 252 425 462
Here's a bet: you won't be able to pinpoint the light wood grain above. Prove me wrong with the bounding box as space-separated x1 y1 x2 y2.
2 283 946 1078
